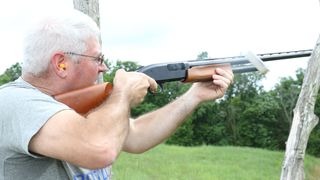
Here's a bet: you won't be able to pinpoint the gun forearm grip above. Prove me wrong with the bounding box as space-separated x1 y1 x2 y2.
54 82 113 114
183 64 230 83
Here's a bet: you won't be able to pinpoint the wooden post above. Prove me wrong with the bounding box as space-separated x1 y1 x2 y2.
73 0 104 83
280 36 320 179
73 0 100 28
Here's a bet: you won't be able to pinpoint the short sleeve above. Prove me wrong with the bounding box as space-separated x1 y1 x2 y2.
0 82 71 157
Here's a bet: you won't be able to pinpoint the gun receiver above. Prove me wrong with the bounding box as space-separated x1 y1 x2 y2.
54 49 312 114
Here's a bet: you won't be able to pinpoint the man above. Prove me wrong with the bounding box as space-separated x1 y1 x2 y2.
0 9 233 180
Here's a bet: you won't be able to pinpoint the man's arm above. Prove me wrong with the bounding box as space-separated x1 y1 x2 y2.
28 70 157 169
123 67 233 153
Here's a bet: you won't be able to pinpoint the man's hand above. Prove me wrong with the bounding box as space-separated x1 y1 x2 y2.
187 65 234 103
113 69 157 107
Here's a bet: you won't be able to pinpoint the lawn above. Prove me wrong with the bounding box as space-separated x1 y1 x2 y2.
112 144 320 180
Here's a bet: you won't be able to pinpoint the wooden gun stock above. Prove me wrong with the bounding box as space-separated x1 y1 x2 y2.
54 82 113 114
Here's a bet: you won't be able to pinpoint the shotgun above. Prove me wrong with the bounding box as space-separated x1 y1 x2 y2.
54 49 312 114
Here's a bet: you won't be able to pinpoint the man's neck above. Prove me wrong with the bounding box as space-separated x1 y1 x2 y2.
22 73 61 96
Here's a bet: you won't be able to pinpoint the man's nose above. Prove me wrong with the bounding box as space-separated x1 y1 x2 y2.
99 62 109 72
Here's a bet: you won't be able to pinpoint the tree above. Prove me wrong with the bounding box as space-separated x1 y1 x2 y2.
273 70 304 128
280 36 320 180
103 60 141 83
238 92 281 148
221 72 265 145
0 63 22 85
197 51 208 60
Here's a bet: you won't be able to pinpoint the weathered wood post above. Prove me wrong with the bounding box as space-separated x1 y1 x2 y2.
280 36 320 179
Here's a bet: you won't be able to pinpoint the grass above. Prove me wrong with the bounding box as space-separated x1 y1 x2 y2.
112 144 320 180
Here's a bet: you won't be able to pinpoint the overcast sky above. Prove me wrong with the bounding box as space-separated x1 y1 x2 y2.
0 0 319 90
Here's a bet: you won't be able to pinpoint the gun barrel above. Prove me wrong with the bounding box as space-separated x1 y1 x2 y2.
187 49 312 67
186 49 312 74
258 49 312 61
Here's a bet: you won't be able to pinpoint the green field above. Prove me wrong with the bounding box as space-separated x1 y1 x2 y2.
112 144 320 180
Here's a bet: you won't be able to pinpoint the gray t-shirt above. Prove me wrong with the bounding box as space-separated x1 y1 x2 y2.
0 78 112 180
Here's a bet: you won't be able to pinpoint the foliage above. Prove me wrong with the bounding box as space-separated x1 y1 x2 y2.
0 63 22 85
166 117 195 146
197 51 208 60
103 59 140 83
238 92 282 149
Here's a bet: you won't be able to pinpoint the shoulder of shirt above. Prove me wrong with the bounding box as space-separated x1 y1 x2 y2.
0 77 35 89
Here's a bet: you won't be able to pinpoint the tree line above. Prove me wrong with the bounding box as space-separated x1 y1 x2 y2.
1 56 319 157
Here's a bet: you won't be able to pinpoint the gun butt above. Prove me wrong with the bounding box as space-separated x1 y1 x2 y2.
54 82 113 114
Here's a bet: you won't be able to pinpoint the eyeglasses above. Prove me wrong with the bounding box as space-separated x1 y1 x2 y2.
64 52 104 65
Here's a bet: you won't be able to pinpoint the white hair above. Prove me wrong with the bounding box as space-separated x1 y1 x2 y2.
22 9 101 76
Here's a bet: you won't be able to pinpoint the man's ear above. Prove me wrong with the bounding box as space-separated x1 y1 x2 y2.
51 53 68 78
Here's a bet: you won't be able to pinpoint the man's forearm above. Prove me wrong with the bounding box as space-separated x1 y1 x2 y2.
86 92 131 160
123 89 201 153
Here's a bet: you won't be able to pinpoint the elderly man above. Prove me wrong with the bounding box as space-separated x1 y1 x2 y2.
0 9 233 179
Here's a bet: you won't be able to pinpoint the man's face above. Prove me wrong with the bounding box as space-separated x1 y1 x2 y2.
67 37 108 90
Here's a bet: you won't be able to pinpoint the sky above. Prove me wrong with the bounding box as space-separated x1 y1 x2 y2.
0 0 319 90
